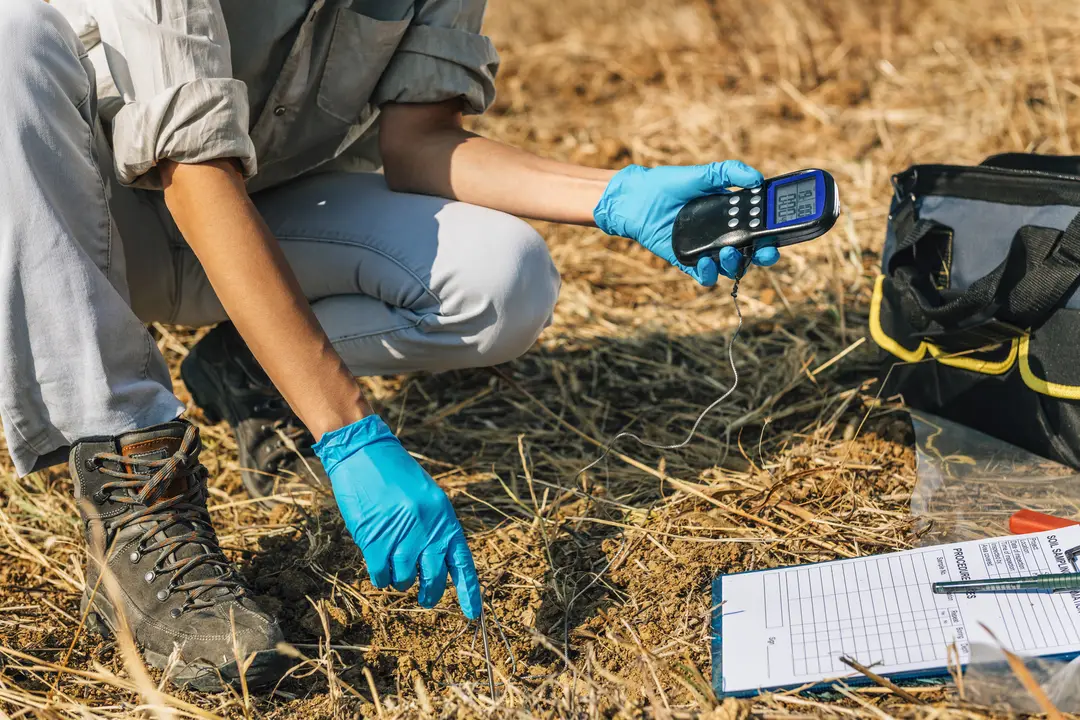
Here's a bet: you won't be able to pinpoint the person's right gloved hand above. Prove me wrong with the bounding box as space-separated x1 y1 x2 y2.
312 414 482 619
593 160 780 287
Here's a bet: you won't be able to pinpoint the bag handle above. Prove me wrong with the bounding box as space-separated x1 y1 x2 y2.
980 153 1080 176
888 210 1080 334
1007 216 1080 326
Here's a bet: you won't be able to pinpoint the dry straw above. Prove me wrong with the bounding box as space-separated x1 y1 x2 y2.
2 0 1079 717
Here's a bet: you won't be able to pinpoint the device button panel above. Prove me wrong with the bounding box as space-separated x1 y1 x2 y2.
719 187 766 231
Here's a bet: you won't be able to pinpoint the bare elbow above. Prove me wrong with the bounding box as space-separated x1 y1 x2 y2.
377 127 410 192
383 173 410 194
376 110 414 187
378 100 466 195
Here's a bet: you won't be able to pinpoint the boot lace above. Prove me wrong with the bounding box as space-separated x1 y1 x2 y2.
89 424 245 615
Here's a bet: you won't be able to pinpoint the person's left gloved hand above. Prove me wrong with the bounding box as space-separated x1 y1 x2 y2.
593 161 780 286
313 414 482 619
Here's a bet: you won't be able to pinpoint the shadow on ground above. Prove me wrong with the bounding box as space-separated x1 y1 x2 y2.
228 301 898 695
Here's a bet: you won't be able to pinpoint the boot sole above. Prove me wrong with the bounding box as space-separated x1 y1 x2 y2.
82 595 292 693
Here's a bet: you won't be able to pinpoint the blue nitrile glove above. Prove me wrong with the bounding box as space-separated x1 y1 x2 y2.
312 414 482 619
593 161 781 286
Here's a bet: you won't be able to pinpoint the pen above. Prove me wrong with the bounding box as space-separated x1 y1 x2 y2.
932 572 1080 595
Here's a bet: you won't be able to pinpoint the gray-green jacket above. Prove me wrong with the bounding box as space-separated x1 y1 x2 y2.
52 0 499 192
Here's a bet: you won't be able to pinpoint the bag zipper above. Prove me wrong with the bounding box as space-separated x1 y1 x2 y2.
892 162 1080 204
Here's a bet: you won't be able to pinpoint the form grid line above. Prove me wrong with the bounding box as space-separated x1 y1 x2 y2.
757 536 1080 682
784 551 960 673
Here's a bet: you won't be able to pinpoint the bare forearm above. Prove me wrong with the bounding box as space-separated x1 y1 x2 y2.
161 159 370 438
383 117 614 225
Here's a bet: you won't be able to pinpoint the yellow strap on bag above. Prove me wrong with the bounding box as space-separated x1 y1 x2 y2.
870 275 1019 376
1018 335 1080 400
872 274 1080 397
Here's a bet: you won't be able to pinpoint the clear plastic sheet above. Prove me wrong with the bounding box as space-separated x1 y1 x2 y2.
909 410 1080 712
910 411 1080 545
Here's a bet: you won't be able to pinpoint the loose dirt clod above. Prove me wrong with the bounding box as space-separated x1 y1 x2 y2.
1 0 1078 717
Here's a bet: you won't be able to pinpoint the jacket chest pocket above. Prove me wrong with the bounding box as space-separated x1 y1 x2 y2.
317 8 410 124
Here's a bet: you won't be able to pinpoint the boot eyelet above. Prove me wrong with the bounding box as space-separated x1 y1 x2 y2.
129 551 141 564
156 589 169 602
170 608 182 619
92 490 107 505
84 457 99 472
144 571 155 583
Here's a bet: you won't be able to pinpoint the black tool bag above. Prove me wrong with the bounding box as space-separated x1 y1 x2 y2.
871 153 1080 468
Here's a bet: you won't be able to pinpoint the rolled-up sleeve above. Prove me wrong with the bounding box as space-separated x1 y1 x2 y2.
91 0 255 189
372 0 500 115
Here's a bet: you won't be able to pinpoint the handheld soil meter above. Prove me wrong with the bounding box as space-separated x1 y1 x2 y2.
579 169 840 484
578 172 838 492
672 168 840 266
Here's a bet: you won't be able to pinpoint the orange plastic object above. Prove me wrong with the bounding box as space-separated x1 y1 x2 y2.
1009 509 1080 534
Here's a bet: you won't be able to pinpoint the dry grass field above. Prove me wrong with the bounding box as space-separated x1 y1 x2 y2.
4 0 1080 717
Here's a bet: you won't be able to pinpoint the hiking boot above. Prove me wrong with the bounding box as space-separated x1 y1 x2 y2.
180 321 328 506
71 420 290 691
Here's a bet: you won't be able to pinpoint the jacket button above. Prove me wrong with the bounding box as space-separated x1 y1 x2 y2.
273 105 286 116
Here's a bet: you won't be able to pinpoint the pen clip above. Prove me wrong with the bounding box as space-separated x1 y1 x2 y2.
1066 544 1080 573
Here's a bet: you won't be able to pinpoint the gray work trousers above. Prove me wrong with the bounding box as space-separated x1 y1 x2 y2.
0 2 561 477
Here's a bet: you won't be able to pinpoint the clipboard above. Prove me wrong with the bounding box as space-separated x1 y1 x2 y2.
711 528 1080 697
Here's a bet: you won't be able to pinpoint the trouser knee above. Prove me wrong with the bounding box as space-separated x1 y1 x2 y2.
0 0 102 264
468 220 562 365
0 0 94 136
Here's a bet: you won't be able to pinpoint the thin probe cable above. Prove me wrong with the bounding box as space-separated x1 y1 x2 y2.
573 257 751 482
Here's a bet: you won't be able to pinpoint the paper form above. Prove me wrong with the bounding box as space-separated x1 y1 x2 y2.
715 526 1080 696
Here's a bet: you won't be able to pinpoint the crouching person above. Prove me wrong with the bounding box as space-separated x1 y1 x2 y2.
1 0 778 690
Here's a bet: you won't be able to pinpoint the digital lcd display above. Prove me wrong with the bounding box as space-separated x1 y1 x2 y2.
774 178 816 225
